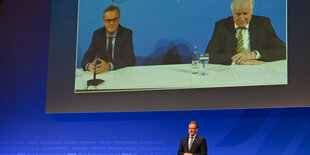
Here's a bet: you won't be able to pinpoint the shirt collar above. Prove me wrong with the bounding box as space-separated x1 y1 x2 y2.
234 23 249 29
106 30 117 38
189 134 197 138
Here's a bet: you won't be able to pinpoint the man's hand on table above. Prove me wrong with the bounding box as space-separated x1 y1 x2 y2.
87 58 111 74
232 51 257 65
239 59 264 65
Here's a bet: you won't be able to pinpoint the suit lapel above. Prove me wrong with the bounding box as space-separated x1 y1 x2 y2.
249 15 257 51
99 27 107 59
191 136 199 152
190 136 195 151
227 17 238 53
185 136 190 151
188 136 199 152
114 25 122 61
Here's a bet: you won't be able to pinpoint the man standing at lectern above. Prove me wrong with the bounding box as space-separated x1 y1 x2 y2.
206 0 286 65
178 121 208 155
82 5 136 74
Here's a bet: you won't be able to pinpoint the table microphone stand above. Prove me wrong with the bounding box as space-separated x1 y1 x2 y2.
87 61 104 87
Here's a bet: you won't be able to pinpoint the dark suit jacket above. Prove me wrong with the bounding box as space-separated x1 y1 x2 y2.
206 15 286 65
81 25 135 70
178 135 208 155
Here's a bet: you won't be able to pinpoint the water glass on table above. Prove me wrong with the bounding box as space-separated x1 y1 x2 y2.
199 53 209 76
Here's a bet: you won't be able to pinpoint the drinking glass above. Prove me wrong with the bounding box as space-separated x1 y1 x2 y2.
199 53 209 76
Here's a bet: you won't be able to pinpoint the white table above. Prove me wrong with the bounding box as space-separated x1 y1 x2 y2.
75 60 287 92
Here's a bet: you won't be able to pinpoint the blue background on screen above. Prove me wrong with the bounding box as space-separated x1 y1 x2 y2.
2 0 310 154
76 0 286 67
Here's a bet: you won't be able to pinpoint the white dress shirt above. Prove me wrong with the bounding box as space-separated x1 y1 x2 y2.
188 134 196 150
234 23 261 59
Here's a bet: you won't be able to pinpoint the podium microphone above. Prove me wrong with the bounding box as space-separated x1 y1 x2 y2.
87 59 104 87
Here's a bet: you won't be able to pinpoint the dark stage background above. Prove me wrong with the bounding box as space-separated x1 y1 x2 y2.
1 0 310 154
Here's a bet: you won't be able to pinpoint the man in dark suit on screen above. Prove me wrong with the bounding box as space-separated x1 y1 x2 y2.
82 5 135 74
206 0 286 65
178 121 207 155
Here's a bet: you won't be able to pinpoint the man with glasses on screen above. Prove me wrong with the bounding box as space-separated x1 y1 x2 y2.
205 0 286 65
178 121 208 155
82 5 135 74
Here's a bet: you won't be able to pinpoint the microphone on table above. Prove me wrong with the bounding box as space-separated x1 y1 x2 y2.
87 58 104 87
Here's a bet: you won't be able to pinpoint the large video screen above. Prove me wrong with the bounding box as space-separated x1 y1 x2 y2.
46 0 290 113
74 0 287 93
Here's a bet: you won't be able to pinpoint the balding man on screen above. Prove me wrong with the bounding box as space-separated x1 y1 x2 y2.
206 0 286 65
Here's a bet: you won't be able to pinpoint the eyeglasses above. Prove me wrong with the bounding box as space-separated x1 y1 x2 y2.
104 18 119 23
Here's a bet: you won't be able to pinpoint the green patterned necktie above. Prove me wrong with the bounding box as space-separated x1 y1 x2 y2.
236 27 245 53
